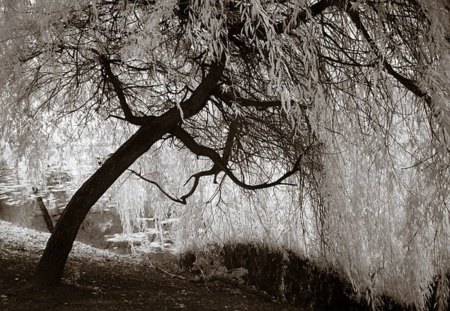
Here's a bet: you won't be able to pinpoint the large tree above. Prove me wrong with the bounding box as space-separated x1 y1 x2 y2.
0 0 448 289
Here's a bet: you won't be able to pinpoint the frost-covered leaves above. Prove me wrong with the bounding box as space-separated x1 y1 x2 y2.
317 94 449 309
0 0 448 137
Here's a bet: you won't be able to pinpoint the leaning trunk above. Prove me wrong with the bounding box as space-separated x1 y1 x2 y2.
32 60 223 287
33 123 165 287
36 196 54 233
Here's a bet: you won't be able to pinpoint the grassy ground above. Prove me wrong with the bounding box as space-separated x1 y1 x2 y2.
0 221 299 311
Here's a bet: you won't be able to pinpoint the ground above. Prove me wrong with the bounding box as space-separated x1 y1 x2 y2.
0 221 299 311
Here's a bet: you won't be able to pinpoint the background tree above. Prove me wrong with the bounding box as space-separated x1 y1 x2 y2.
0 0 448 296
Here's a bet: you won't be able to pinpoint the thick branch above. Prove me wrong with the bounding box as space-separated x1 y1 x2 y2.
345 5 431 103
171 127 311 190
32 187 54 234
180 167 220 203
179 120 239 202
100 55 153 125
34 57 225 287
216 91 310 111
166 57 226 122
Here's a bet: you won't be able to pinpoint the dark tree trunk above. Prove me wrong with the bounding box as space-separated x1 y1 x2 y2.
32 60 224 287
32 123 165 287
33 188 54 233
37 197 54 233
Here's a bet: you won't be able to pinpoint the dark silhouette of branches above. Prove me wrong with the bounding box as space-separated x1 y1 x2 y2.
127 169 186 204
171 126 312 191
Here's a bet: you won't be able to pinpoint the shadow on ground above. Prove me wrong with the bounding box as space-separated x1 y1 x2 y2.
0 222 298 311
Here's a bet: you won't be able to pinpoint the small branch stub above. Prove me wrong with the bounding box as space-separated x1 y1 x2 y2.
32 187 54 234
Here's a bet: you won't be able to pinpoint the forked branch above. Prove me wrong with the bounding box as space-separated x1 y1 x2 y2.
128 169 186 204
131 124 311 204
100 55 154 125
180 166 221 203
171 126 312 191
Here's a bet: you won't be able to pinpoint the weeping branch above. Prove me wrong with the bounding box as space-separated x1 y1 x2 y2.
343 4 450 146
344 5 431 104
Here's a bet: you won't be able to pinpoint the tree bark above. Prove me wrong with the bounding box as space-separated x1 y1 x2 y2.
33 123 165 287
33 188 54 233
37 197 54 233
32 60 224 287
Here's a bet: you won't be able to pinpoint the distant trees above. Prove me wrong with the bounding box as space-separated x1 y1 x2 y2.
0 0 448 292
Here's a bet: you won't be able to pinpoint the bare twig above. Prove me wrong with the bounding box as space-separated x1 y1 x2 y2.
128 169 186 204
171 127 310 191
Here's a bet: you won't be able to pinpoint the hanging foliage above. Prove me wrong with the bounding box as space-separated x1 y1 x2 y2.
0 0 448 305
